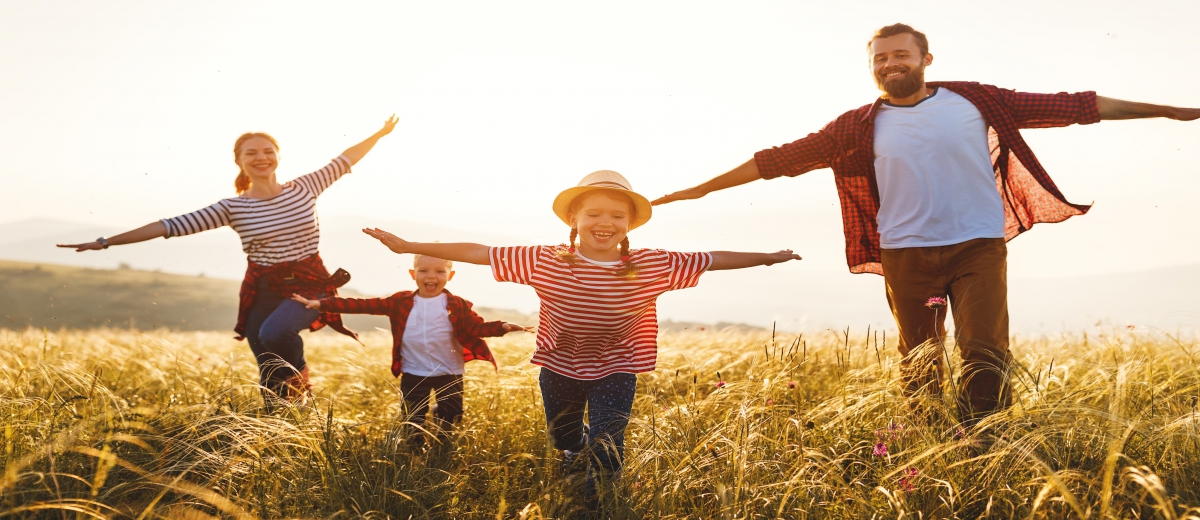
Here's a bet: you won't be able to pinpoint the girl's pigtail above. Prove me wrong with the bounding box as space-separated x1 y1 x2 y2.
557 228 581 265
615 236 638 278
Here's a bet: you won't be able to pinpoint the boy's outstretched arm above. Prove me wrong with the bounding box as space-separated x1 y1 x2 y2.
362 228 491 265
709 250 801 271
292 294 393 315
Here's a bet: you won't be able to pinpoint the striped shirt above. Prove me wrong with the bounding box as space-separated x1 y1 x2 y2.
491 245 712 380
160 156 351 265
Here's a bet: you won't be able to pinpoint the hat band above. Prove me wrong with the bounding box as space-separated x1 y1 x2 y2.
586 181 630 190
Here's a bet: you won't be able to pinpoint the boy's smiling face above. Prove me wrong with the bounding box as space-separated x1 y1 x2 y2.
410 255 455 298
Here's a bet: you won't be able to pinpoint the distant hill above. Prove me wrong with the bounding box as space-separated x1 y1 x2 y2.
6 217 1200 333
0 259 534 333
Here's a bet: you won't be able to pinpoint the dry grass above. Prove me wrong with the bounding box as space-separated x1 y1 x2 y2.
2 326 1199 519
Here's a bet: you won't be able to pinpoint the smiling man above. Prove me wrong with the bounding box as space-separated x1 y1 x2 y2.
653 23 1200 430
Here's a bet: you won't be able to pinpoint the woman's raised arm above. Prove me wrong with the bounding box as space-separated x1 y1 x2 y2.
341 115 399 165
362 228 491 265
57 221 168 252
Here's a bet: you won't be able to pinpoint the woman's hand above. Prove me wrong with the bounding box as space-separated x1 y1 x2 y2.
764 249 802 266
362 228 411 254
342 115 400 165
291 294 321 310
502 322 534 333
56 240 106 252
377 114 399 136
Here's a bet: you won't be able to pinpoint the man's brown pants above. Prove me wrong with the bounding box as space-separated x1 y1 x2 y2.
881 237 1012 425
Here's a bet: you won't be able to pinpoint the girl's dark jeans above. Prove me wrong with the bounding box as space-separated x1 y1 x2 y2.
243 280 321 397
538 368 637 477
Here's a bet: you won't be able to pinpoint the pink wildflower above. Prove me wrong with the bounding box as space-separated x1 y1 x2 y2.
924 297 947 309
899 467 919 492
786 381 798 389
875 422 907 442
714 381 727 389
766 399 775 406
873 442 888 457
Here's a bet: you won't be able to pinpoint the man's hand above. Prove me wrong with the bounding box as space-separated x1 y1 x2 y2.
291 294 321 310
502 322 534 333
1169 107 1200 121
651 187 708 206
362 227 411 254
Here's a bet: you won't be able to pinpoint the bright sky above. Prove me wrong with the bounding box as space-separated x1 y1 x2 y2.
2 0 1199 280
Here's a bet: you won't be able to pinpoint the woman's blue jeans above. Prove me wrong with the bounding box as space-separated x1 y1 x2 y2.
243 281 320 396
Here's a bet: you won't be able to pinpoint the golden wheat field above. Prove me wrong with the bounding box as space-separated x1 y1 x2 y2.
2 326 1199 519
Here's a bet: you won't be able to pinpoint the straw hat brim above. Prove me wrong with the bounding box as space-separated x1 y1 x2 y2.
552 185 653 230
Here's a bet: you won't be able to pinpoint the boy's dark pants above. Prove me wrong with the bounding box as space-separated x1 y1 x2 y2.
539 368 637 477
399 373 464 442
881 237 1013 425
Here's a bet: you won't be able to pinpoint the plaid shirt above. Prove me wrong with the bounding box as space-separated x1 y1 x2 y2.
318 289 508 377
754 81 1100 275
236 253 356 340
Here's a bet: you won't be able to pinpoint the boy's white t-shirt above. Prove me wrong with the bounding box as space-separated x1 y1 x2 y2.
400 293 466 377
873 88 1006 249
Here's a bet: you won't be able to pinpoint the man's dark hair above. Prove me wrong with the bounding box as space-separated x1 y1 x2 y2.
868 23 929 56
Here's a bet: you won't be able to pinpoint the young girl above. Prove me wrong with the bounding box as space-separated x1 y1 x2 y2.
361 170 799 494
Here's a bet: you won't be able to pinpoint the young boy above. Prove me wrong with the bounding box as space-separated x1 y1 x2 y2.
292 254 526 443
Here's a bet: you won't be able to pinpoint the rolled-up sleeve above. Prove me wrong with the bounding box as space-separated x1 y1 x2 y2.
753 127 838 180
490 246 543 285
1002 89 1100 129
665 250 713 291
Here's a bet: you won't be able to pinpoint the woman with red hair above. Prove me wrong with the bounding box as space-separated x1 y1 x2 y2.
59 116 399 407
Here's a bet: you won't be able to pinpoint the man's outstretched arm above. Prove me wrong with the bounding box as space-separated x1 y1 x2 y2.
651 159 761 206
1098 96 1200 121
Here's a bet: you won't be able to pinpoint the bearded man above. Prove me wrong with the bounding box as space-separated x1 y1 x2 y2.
653 23 1200 429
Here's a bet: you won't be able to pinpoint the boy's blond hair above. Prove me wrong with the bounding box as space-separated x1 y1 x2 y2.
413 254 453 270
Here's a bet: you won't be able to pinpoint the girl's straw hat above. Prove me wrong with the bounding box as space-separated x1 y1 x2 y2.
552 170 653 230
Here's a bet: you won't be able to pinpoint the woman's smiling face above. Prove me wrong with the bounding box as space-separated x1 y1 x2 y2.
237 136 279 179
568 191 634 259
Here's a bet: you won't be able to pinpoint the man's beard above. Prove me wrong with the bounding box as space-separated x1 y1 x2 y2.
875 64 925 99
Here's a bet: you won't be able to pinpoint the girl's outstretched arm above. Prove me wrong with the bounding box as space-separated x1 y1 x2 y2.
709 250 801 271
341 115 399 165
362 228 491 265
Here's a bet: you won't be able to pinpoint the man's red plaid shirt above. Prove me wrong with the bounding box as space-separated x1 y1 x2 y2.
753 81 1100 275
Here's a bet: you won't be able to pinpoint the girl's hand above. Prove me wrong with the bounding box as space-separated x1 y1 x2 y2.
291 294 321 310
56 241 105 252
362 227 411 254
765 250 802 266
377 115 399 136
502 322 534 333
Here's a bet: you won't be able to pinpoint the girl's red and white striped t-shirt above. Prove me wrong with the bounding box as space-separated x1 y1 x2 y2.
490 245 712 380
